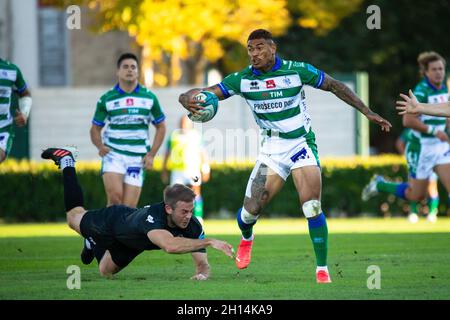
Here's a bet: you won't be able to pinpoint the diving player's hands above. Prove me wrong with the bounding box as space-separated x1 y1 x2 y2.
98 145 111 157
179 89 204 115
143 153 154 170
365 110 392 132
14 110 27 127
210 239 235 259
396 90 421 115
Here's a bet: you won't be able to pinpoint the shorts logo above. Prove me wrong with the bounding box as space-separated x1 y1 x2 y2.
266 80 276 89
146 214 154 224
0 135 4 141
126 98 134 106
290 147 309 163
444 148 450 157
127 166 141 179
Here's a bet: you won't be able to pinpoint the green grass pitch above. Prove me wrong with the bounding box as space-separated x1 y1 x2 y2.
1 218 450 300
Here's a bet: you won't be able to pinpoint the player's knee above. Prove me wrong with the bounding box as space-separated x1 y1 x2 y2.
243 198 263 215
409 193 426 202
302 199 322 218
108 192 123 205
98 265 113 278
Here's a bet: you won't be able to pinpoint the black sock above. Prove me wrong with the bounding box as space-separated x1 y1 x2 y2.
94 246 106 264
62 167 84 212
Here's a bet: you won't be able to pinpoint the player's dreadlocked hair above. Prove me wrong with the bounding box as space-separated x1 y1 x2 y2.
248 29 275 44
164 184 196 209
417 51 446 77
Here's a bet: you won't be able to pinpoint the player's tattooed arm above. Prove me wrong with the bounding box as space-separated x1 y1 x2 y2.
320 74 370 115
320 73 392 132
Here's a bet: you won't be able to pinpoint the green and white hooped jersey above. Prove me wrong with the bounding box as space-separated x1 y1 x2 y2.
0 58 27 131
92 84 166 156
218 56 324 139
412 78 448 145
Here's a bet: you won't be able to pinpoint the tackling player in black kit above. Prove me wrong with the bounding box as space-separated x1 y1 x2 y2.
41 147 234 280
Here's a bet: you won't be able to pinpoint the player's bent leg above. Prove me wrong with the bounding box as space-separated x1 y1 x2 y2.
102 172 125 205
66 207 87 235
426 176 439 222
98 250 122 278
405 178 429 202
435 164 450 222
291 166 331 283
235 162 285 269
191 185 204 224
122 183 142 208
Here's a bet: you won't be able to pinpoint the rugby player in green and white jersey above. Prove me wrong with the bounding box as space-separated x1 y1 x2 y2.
0 58 32 163
179 29 392 283
84 53 166 264
364 51 450 223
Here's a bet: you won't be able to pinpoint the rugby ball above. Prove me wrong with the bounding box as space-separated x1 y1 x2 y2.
188 91 219 123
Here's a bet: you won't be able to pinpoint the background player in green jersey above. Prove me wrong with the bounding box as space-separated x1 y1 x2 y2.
90 53 166 208
179 29 391 283
395 128 440 223
363 52 450 222
41 146 233 279
0 58 32 163
161 115 210 225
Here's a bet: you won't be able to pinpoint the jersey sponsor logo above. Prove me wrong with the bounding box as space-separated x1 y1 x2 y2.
283 77 292 86
253 97 296 111
428 93 448 104
266 80 276 89
0 69 17 81
0 86 12 98
269 91 283 98
146 214 154 224
307 64 319 75
113 101 120 108
254 101 283 111
126 98 134 106
250 81 259 90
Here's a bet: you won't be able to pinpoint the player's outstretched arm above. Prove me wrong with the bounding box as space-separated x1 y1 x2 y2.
319 73 392 132
178 85 224 115
397 89 450 117
148 229 234 258
190 252 210 280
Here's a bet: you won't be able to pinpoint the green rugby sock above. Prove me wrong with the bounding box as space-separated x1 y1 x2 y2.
308 213 328 267
428 197 439 215
194 195 203 218
409 201 418 214
376 181 399 194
